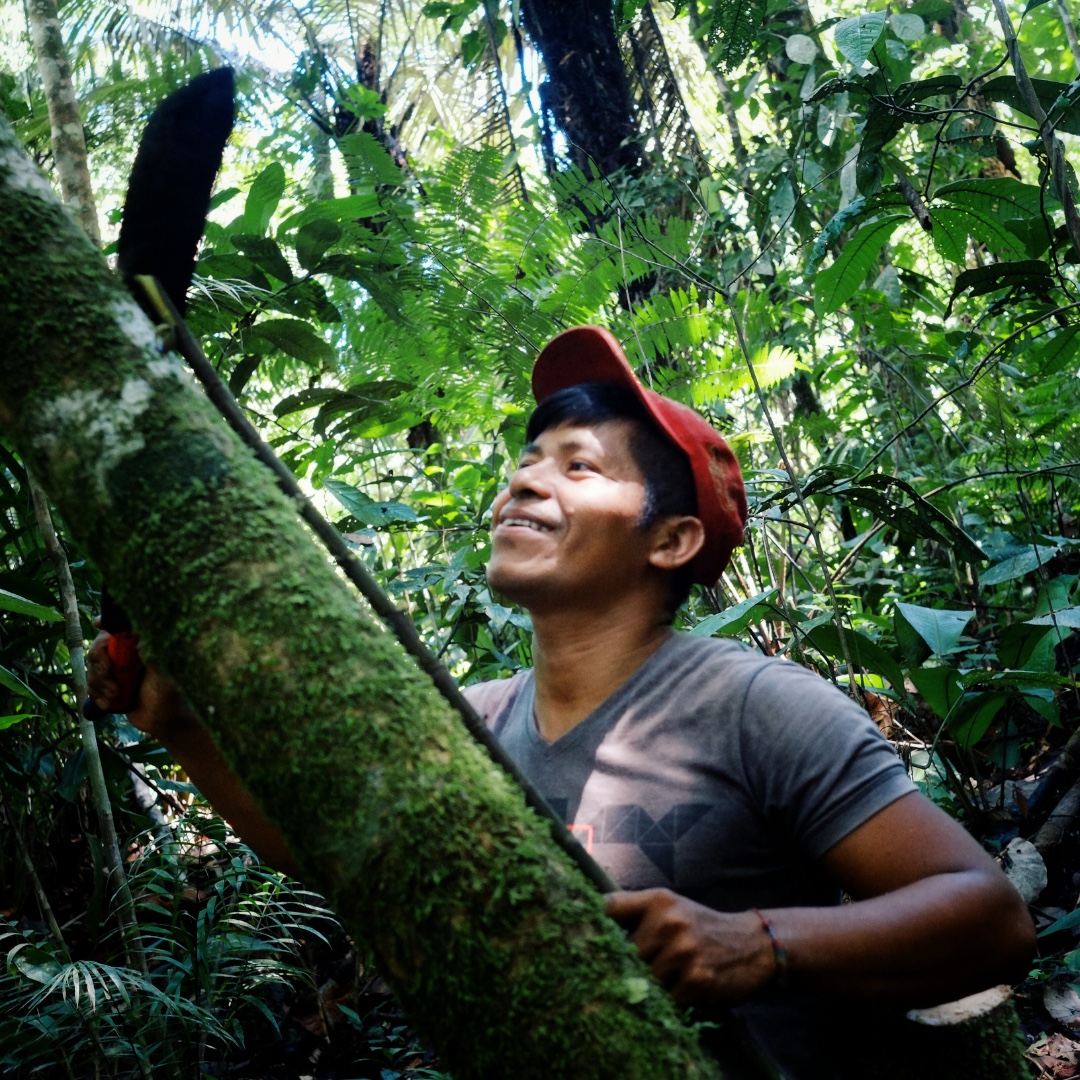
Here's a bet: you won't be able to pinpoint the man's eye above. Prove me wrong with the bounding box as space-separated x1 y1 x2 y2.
568 460 594 472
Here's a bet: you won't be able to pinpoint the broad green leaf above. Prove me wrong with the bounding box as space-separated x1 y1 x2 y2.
274 387 347 417
252 319 334 367
981 545 1058 586
833 12 887 67
295 219 342 271
231 235 294 283
856 108 907 194
807 196 866 273
935 177 1056 221
57 749 87 802
324 479 418 527
706 0 768 70
275 380 412 421
998 620 1055 669
814 215 905 315
1039 908 1080 937
982 76 1080 136
0 587 62 622
0 663 40 701
0 714 36 730
935 178 1056 258
804 624 905 692
962 669 1078 692
929 206 1028 263
806 192 906 273
895 606 930 667
1027 606 1080 627
1023 326 1079 375
806 77 864 104
929 207 970 263
208 186 241 210
889 13 925 40
951 692 1006 748
908 666 963 720
897 74 963 104
690 588 778 637
196 252 270 290
785 34 818 64
948 260 1054 313
909 0 953 17
9 945 62 985
895 603 971 655
846 477 984 565
242 162 286 238
284 194 382 231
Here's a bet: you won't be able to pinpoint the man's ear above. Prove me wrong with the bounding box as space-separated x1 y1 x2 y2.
647 516 705 572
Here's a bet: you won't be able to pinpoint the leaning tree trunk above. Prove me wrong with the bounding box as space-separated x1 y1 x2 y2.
0 120 719 1080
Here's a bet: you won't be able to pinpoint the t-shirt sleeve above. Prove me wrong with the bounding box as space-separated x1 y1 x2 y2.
737 660 916 860
462 675 526 732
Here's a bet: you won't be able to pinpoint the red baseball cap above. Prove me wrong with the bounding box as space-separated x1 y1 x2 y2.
532 326 748 586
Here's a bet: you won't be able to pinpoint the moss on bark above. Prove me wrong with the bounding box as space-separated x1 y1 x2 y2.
0 119 721 1079
841 995 1029 1079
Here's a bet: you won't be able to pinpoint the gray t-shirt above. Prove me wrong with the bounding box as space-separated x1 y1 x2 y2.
465 632 914 912
464 632 917 1079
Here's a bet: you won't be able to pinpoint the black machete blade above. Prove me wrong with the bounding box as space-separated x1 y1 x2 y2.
118 67 235 316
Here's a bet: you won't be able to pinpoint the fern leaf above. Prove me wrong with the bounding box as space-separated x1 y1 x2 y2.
704 0 769 71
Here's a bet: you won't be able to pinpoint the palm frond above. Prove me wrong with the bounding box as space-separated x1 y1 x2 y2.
621 2 708 174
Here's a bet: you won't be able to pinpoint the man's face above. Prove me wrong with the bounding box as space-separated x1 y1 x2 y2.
486 419 657 612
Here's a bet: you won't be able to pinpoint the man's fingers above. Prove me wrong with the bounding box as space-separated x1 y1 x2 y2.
604 888 672 929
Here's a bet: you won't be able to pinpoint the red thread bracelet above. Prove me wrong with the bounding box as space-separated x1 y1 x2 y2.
751 908 789 988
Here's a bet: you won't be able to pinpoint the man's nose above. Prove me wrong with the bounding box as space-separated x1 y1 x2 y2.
508 459 553 499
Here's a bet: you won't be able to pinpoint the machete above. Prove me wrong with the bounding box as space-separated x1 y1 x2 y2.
85 67 235 718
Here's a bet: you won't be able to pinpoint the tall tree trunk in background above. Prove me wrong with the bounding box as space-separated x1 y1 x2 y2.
26 0 101 245
0 119 721 1080
521 0 641 176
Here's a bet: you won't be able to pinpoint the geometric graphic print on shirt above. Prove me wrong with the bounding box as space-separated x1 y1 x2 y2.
547 798 711 881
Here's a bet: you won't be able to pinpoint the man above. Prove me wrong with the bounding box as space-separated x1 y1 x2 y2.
89 326 1034 1078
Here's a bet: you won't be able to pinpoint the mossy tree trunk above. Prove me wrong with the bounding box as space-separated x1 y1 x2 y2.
0 119 720 1080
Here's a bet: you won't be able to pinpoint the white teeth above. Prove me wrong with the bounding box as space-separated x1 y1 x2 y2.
501 517 552 532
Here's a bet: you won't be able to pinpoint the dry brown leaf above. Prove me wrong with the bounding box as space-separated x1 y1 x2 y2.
1027 1032 1080 1077
862 690 897 737
999 837 1048 904
1045 984 1080 1032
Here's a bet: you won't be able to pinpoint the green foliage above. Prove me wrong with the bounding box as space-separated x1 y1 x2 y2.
3 0 1080 1067
0 815 333 1077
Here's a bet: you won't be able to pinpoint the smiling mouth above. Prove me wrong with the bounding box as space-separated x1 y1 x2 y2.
499 517 555 533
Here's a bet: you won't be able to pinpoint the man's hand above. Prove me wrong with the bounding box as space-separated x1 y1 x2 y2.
87 621 300 876
86 624 194 738
604 888 776 1007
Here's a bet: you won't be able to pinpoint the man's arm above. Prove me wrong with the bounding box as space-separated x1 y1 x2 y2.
87 630 300 877
604 790 1035 1009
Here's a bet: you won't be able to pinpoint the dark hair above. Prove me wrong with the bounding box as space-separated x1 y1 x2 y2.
525 382 698 614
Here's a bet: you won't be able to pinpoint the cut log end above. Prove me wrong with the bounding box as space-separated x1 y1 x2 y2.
907 984 1012 1026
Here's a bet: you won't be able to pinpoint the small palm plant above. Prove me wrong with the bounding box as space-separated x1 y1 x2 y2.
0 809 335 1078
